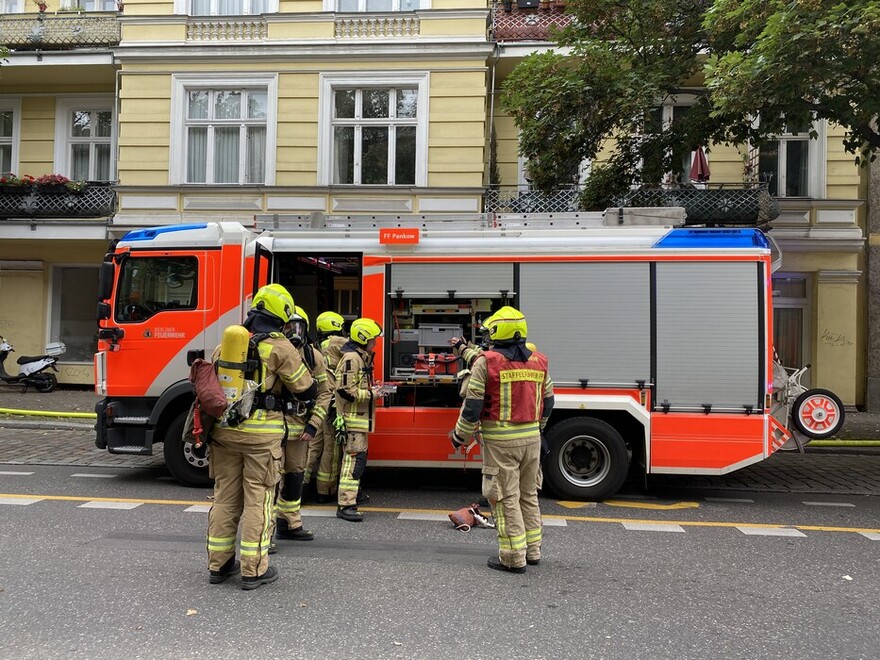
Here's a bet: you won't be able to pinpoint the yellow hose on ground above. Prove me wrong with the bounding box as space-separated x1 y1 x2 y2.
0 408 97 419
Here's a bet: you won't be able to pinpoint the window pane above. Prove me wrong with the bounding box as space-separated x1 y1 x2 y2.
366 0 392 9
52 267 99 362
0 146 10 174
396 89 417 119
214 91 241 120
213 126 240 183
335 90 356 119
333 126 354 184
758 141 779 196
114 257 199 324
773 307 804 368
785 139 809 197
95 144 111 180
71 144 90 180
773 277 806 299
187 127 208 182
247 91 267 119
362 126 388 184
0 111 13 138
191 0 210 14
363 89 389 119
246 126 266 183
395 126 415 185
251 0 266 12
644 107 663 134
188 91 209 119
72 111 92 138
218 0 242 14
96 111 112 138
338 0 358 11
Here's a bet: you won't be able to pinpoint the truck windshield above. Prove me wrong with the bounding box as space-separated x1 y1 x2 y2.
114 256 198 323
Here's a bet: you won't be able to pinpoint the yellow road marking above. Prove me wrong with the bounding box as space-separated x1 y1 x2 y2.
1 493 878 535
603 499 700 510
556 500 597 509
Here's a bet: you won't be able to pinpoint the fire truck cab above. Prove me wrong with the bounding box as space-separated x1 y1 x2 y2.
95 212 785 500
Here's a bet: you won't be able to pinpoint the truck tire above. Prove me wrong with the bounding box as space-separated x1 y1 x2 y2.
791 388 845 439
163 410 213 487
544 417 629 500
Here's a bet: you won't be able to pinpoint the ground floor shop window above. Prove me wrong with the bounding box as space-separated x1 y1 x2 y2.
51 266 99 363
772 274 810 384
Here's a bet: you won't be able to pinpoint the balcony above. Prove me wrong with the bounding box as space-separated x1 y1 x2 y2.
492 1 573 42
0 13 120 50
485 184 580 214
618 183 781 226
0 183 116 219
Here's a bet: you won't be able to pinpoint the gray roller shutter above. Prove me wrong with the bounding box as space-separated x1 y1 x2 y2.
519 263 651 386
655 262 759 410
389 263 514 298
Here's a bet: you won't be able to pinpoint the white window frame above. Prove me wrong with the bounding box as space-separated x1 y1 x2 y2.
53 96 115 181
49 263 101 364
169 73 278 186
62 0 118 10
325 0 427 10
318 71 429 187
1 0 24 13
0 98 22 176
174 0 278 14
754 120 826 198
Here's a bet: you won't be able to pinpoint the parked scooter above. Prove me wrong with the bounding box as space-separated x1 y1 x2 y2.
0 336 65 393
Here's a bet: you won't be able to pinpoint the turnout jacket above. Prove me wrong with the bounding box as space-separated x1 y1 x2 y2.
334 341 376 433
285 342 333 437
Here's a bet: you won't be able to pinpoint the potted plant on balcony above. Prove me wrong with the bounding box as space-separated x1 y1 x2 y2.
36 173 76 194
34 0 48 13
0 173 36 194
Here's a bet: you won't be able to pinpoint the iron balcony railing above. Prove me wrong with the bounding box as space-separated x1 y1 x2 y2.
0 14 120 50
485 184 581 214
0 182 116 219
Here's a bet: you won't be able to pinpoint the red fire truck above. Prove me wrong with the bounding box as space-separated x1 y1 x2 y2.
94 213 793 499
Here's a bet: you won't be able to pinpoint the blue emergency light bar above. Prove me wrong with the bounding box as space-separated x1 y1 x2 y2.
653 228 769 249
123 223 209 242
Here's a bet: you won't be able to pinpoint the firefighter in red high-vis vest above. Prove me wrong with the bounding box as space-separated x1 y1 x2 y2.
452 306 554 573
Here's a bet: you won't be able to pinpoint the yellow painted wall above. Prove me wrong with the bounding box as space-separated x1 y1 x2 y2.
17 97 57 177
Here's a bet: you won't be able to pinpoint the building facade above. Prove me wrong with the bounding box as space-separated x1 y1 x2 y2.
0 1 868 406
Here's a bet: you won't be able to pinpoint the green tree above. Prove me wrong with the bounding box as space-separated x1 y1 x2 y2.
501 0 880 209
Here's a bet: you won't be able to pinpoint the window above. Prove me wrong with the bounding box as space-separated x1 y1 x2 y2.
54 97 114 181
171 75 277 185
50 266 99 363
320 73 428 186
1 0 23 13
67 0 117 10
189 0 267 15
758 120 825 198
773 274 811 383
335 0 421 10
0 100 21 175
641 102 695 185
114 257 199 324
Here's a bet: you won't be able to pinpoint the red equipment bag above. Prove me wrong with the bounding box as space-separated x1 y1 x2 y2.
413 352 460 377
189 358 227 418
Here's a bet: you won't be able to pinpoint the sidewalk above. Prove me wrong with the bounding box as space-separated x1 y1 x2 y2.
0 385 879 495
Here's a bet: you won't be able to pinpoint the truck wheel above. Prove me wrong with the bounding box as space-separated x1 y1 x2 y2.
544 417 629 500
791 388 845 439
163 410 213 487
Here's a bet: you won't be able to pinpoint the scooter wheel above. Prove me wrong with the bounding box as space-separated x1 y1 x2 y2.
791 388 845 439
34 373 57 393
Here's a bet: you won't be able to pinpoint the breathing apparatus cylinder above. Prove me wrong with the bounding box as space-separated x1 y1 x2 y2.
217 325 250 425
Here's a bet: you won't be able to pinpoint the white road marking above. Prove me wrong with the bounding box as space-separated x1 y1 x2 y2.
705 497 754 503
301 507 342 517
78 501 142 510
622 522 685 533
0 471 35 476
542 518 568 527
859 532 880 541
185 504 212 513
736 526 806 537
803 501 855 507
398 512 450 522
0 497 42 505
71 473 117 479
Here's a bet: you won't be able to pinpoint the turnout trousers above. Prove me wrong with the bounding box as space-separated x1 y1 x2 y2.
338 431 368 507
207 433 282 578
276 438 309 529
481 437 543 569
305 416 341 496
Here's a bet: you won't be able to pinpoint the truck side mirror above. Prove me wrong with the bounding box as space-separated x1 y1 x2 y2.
98 261 115 301
96 302 111 320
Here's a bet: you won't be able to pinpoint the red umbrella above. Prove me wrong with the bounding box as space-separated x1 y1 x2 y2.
690 147 710 183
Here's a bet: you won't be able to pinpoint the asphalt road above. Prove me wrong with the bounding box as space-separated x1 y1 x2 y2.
0 463 878 660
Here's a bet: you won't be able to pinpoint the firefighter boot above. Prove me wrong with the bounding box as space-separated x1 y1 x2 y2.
336 505 363 522
209 556 241 584
241 565 280 591
275 517 315 541
487 556 526 574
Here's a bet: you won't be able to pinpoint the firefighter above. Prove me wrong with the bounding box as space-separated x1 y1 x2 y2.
207 284 316 590
335 317 386 522
303 310 348 503
451 306 554 573
274 306 332 542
